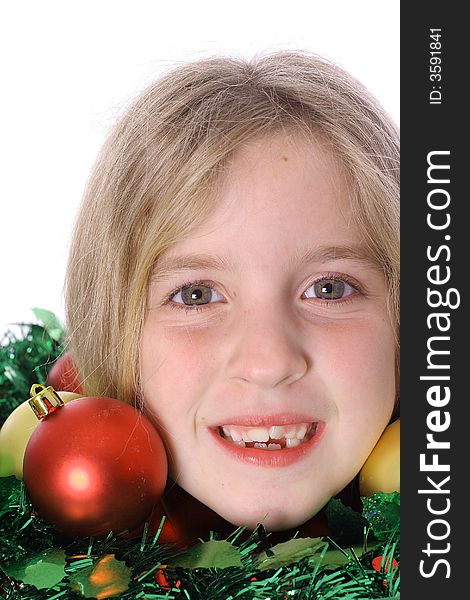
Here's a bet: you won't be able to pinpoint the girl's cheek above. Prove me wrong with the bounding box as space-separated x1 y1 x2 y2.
316 317 395 402
145 322 225 388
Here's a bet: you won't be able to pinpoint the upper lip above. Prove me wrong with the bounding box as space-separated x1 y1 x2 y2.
210 413 318 428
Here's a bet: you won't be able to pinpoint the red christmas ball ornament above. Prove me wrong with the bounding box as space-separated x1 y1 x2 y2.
23 385 167 538
46 352 83 394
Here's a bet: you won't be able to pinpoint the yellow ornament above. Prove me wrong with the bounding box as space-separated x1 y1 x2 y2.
359 419 400 496
0 388 82 479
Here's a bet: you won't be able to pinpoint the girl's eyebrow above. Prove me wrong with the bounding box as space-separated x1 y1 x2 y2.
153 245 379 281
152 254 234 281
288 245 380 270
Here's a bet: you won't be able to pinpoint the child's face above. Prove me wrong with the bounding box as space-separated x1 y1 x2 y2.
141 132 396 531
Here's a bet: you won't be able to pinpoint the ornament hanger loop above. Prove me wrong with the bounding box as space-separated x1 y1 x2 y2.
29 383 64 420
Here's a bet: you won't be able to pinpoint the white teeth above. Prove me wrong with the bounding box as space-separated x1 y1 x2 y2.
269 425 284 439
230 429 244 442
283 426 297 438
285 437 301 448
220 422 315 449
245 427 270 442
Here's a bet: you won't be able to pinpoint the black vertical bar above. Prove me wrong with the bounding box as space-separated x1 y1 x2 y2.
401 2 466 597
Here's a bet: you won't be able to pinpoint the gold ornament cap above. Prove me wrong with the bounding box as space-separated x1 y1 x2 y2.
28 384 64 421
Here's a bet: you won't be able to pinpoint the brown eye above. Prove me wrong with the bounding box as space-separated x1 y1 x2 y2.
304 278 355 300
171 283 223 307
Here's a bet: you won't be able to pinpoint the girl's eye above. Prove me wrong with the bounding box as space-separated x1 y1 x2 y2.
171 283 223 307
303 278 356 301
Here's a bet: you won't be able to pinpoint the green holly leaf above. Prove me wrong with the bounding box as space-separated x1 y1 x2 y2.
4 548 66 589
256 537 326 571
320 544 369 569
31 308 65 342
168 540 243 568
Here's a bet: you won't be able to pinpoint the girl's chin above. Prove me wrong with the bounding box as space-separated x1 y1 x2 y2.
176 483 337 532
197 479 336 532
207 498 327 532
160 480 327 534
153 482 334 545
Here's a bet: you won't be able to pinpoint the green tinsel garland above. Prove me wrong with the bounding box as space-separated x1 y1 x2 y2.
0 311 400 599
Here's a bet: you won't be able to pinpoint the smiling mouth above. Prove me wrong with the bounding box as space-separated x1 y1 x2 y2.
218 422 317 449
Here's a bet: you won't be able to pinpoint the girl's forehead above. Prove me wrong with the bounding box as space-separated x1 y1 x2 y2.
157 133 366 273
212 133 348 219
201 133 351 232
222 131 343 181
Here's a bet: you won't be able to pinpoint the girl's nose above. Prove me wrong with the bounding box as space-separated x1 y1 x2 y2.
225 308 309 389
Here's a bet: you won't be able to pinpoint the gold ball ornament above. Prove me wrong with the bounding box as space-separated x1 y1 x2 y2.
0 388 82 479
359 419 400 496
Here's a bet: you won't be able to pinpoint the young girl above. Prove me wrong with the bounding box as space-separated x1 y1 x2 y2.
65 50 399 538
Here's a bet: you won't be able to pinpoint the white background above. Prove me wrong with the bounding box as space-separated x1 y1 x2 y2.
0 0 399 336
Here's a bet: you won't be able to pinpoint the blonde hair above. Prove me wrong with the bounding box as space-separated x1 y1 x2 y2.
65 50 399 403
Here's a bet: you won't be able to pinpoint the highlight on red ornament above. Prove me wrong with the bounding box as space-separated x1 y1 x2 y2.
23 384 168 538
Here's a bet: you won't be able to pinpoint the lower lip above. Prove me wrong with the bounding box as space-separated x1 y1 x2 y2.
209 422 325 468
